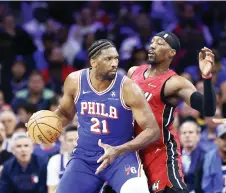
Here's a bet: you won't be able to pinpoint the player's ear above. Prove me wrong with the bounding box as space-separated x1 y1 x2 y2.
90 59 97 68
169 49 176 58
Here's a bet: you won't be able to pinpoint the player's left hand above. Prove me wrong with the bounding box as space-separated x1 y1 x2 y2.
198 47 215 76
95 139 120 175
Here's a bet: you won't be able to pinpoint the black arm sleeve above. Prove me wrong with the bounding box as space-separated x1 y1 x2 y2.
222 103 226 118
190 78 216 117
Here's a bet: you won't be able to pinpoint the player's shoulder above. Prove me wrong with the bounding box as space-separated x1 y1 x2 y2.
127 66 138 78
127 64 149 78
166 74 190 85
67 69 84 81
122 76 142 95
64 69 84 86
164 74 194 93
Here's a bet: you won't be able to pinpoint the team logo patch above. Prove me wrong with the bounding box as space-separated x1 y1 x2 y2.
110 91 116 97
108 90 118 100
152 180 160 191
31 174 39 184
125 165 137 175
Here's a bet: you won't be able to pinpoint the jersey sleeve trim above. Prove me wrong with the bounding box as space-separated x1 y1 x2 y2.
74 70 83 103
160 74 177 107
120 76 132 110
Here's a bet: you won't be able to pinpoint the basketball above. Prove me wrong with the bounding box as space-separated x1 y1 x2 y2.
27 110 62 144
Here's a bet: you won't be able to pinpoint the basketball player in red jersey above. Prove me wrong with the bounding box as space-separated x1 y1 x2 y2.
128 31 216 193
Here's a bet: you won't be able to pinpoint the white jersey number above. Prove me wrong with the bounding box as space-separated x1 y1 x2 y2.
90 118 109 134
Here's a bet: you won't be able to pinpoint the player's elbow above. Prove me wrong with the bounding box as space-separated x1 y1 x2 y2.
153 126 160 141
146 124 160 143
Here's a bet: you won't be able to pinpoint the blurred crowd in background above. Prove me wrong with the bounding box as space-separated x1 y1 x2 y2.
0 1 226 193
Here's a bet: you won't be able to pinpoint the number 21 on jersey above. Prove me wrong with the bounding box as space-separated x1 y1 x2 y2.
90 118 109 134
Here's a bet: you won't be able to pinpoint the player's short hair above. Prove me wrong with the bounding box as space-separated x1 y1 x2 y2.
64 124 77 134
88 39 115 59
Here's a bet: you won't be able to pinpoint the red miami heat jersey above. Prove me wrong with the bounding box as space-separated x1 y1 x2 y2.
131 64 185 192
132 64 177 149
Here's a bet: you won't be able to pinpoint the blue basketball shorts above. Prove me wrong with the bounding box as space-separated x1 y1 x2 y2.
55 151 144 193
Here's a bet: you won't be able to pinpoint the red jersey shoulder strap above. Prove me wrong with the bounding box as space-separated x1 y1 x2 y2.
131 64 149 78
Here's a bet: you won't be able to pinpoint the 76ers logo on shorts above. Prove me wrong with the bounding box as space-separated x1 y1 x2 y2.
125 165 137 176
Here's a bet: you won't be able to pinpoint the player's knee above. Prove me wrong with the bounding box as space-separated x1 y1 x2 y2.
120 177 150 193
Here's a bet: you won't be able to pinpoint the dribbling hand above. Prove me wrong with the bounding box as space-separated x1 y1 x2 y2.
199 47 215 76
95 139 120 175
212 118 226 124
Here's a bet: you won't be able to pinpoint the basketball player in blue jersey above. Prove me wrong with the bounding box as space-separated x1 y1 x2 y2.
54 39 160 193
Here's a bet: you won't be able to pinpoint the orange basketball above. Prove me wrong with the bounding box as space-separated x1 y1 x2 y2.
27 110 62 144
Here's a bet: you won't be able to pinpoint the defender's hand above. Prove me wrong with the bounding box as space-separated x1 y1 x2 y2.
212 118 226 124
95 139 119 175
199 47 215 76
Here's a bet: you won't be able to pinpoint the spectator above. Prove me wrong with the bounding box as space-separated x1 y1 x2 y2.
14 122 27 133
0 13 36 78
211 49 226 118
42 46 75 94
0 90 11 113
119 11 153 61
11 70 55 112
0 13 36 61
199 106 222 151
202 124 226 193
10 57 28 95
0 110 17 138
33 32 55 72
23 2 50 51
0 132 47 193
0 122 12 166
68 7 103 44
169 3 213 73
33 142 60 162
47 125 78 193
214 19 226 59
47 97 60 112
124 46 148 72
179 121 205 193
72 32 95 70
17 103 37 124
178 102 200 125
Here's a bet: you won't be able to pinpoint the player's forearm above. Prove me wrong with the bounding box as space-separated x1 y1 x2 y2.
203 78 216 116
116 128 160 155
190 78 216 117
54 108 73 127
222 103 226 118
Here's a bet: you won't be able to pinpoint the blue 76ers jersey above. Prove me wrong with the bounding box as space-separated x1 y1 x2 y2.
74 69 133 153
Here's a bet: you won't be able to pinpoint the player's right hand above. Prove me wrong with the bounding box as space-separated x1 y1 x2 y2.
95 139 120 175
212 118 226 124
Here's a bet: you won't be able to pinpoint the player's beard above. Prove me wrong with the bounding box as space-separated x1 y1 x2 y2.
99 70 117 81
148 57 158 66
102 72 116 81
